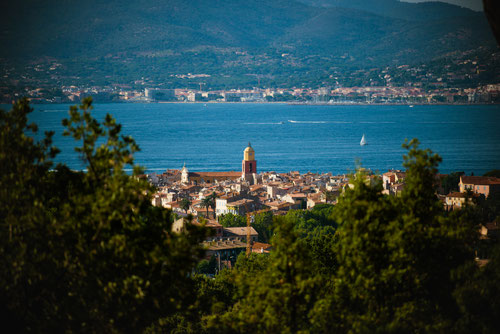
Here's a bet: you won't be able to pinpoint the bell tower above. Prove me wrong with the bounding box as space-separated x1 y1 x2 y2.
181 163 189 184
242 142 257 182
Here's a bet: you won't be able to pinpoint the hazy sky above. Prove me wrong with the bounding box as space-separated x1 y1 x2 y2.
402 0 483 11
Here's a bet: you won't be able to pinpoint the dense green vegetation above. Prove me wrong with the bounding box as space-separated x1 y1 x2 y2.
2 0 489 60
1 99 499 332
484 170 500 178
441 171 465 194
0 98 209 332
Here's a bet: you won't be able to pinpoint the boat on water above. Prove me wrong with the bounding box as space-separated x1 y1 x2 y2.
279 121 284 124
360 134 367 146
409 105 414 108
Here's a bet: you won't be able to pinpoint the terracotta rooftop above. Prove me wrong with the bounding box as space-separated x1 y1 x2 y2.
203 239 247 251
447 192 466 198
189 171 241 177
252 242 272 250
224 227 258 236
289 193 306 198
193 219 222 228
252 242 272 253
250 184 265 192
228 198 254 207
461 176 500 185
268 201 294 209
447 192 479 198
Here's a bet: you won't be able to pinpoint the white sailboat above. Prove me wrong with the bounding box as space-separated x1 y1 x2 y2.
360 134 367 146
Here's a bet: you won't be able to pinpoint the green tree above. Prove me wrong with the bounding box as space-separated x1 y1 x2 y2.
454 243 500 334
483 169 500 178
323 190 338 203
209 216 321 333
441 171 464 194
472 192 500 223
251 211 274 243
208 192 217 218
149 269 237 334
0 98 61 331
201 196 212 218
283 204 336 236
314 139 477 333
180 197 192 214
305 225 338 277
196 256 217 275
219 213 246 227
0 98 208 332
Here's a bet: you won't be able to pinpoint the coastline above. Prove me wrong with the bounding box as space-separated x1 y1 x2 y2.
12 100 500 106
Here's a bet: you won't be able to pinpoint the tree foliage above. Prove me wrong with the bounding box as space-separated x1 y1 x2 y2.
441 171 464 195
251 211 274 243
208 217 320 333
0 98 208 332
483 169 500 178
218 213 246 228
180 197 192 213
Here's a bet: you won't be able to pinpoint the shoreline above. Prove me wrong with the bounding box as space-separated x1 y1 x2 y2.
9 100 500 106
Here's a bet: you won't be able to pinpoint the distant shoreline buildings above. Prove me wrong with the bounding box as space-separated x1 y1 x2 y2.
61 84 500 104
3 84 500 105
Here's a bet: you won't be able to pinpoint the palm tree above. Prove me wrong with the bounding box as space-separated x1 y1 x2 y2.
201 196 211 218
208 192 217 218
180 197 191 214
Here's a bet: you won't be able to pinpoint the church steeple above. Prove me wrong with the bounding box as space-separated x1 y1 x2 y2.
243 142 255 161
181 163 189 183
242 143 257 182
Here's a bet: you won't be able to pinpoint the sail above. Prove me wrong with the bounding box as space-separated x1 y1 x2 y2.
360 134 367 146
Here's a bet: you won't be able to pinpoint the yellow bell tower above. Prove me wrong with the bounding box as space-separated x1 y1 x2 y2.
242 142 257 181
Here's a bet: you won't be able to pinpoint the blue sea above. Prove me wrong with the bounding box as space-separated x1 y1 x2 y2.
14 103 500 175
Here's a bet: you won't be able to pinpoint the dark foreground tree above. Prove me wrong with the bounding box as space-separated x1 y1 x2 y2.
207 215 322 333
0 98 208 332
454 243 500 334
312 139 478 333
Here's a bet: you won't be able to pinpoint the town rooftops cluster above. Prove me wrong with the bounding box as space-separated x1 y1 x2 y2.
144 144 500 268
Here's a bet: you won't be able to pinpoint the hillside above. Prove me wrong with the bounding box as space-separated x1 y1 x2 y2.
297 0 479 20
0 0 497 88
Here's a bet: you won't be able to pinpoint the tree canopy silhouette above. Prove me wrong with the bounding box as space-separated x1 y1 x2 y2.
0 98 208 332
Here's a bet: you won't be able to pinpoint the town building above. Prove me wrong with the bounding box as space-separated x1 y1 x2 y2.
459 176 500 198
181 163 240 184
